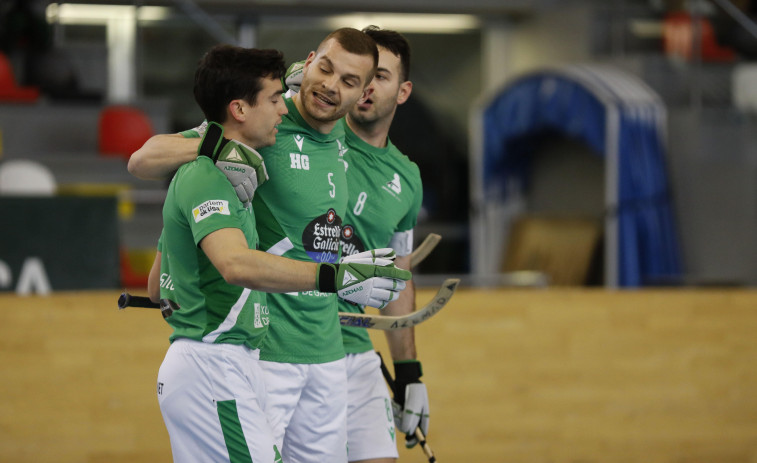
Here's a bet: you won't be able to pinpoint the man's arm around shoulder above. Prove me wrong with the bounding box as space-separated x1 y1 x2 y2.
128 134 200 180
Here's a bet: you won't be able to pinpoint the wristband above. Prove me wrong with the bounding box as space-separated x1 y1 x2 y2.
393 360 423 405
197 121 228 160
394 360 423 382
316 263 337 293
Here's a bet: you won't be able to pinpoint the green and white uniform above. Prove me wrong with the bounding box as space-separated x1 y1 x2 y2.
339 120 423 461
254 96 350 463
156 156 280 463
339 120 423 352
253 97 348 364
160 156 268 346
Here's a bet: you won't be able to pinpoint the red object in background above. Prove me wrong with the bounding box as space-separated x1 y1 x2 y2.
0 52 40 102
662 12 737 62
98 105 154 160
119 247 149 288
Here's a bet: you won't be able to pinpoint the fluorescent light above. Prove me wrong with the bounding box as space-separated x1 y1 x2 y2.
326 13 480 33
46 3 171 25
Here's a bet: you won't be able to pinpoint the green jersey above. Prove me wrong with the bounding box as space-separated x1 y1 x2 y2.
253 96 349 363
160 156 268 349
338 120 423 353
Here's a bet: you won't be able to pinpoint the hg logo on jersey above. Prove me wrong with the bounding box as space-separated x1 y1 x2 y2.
290 135 310 170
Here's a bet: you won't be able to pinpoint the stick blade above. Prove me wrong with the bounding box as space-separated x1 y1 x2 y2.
337 277 459 331
441 277 459 294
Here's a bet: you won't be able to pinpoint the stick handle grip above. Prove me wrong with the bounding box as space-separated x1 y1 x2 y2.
415 428 436 463
118 292 160 309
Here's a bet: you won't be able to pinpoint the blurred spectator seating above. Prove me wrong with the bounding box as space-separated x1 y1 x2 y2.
98 105 153 160
662 12 737 62
0 52 40 103
733 63 757 113
0 159 56 195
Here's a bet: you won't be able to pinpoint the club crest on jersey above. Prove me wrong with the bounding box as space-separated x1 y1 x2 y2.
340 224 366 257
192 200 230 223
382 173 402 196
303 208 342 263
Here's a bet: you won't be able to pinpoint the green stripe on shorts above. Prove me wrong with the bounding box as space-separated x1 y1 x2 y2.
217 400 253 463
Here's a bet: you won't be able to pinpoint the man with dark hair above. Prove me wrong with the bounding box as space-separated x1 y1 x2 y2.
337 27 428 463
148 43 407 463
131 30 385 463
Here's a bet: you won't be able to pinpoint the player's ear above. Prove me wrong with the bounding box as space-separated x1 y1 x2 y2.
397 80 412 106
304 51 317 69
357 87 374 105
228 99 246 122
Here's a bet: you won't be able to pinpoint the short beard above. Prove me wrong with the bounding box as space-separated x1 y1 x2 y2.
303 93 349 123
349 108 377 126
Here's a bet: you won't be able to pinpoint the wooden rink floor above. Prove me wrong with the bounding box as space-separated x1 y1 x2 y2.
2 287 757 463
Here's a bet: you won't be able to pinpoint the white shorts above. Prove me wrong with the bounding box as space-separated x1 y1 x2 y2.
157 339 279 463
261 358 348 463
345 351 399 461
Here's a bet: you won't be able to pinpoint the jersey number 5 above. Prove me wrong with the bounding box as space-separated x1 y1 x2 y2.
328 173 336 198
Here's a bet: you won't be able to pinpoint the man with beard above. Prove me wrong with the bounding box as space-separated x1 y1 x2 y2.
335 27 427 463
147 43 409 463
130 29 389 463
275 26 429 463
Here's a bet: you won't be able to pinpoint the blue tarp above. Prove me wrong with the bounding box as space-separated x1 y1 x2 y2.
482 67 682 287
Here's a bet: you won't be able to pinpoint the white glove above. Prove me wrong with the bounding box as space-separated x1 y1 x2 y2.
391 360 429 448
316 262 410 309
198 122 269 207
284 60 305 93
340 248 396 266
392 383 430 447
340 274 406 309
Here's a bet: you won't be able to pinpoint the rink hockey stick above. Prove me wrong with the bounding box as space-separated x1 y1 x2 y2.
117 293 176 318
377 353 437 463
117 278 459 330
409 233 441 267
338 278 458 330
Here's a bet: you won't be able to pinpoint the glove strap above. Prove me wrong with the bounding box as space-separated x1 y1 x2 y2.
198 121 227 161
393 360 423 405
394 360 423 382
316 263 338 293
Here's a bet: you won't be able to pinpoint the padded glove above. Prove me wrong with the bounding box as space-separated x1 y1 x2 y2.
340 248 396 267
392 360 429 448
198 122 268 207
283 60 305 93
316 262 410 309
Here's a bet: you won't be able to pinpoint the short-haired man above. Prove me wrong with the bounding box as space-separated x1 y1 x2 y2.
149 43 407 463
337 27 428 463
131 29 386 463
